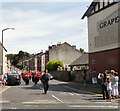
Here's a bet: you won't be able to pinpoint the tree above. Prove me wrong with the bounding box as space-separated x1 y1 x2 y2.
7 50 32 69
46 60 63 71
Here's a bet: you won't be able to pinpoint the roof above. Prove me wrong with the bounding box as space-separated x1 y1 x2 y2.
69 53 88 66
81 1 97 19
81 1 119 19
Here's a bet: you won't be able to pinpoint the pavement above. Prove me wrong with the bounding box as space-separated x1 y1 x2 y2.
59 81 120 98
60 81 101 94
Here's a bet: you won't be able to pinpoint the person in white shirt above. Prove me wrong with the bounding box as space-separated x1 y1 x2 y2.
106 77 112 102
111 71 119 99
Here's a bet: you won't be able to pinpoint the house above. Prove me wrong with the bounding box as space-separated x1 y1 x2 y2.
49 42 82 70
22 50 49 72
82 0 120 75
28 52 43 72
69 53 89 71
41 50 49 72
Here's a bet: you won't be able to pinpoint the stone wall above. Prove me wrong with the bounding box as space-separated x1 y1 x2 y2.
50 70 90 83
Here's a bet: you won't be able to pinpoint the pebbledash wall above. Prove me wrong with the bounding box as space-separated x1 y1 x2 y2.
82 1 120 75
49 42 82 69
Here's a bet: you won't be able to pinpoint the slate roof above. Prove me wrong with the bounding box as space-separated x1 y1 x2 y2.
69 53 88 66
81 1 97 19
81 0 119 19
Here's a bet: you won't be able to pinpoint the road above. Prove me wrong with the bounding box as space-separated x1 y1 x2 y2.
0 79 119 111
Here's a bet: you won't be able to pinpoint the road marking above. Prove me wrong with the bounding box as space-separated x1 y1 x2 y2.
68 92 74 96
96 94 102 96
52 95 64 103
69 105 118 109
22 99 60 104
0 86 11 94
63 86 94 95
0 100 10 104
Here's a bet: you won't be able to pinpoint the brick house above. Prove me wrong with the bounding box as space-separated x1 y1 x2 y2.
82 0 120 75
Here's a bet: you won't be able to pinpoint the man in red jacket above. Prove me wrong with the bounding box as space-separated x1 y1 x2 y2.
33 71 41 85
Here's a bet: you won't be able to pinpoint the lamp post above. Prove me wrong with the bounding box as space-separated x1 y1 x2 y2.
1 28 14 75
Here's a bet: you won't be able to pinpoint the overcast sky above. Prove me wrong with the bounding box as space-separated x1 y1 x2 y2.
1 0 92 54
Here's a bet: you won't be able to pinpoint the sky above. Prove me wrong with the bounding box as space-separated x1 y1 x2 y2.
1 0 92 54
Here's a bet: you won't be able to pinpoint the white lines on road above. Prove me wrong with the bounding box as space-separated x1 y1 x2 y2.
63 86 94 95
59 92 80 96
22 99 60 104
69 105 118 109
0 100 10 104
52 95 64 103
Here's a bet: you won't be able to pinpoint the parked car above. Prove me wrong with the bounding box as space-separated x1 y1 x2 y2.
48 73 53 80
7 72 21 85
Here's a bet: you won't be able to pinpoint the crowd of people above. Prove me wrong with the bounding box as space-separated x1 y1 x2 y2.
97 69 119 102
22 70 50 94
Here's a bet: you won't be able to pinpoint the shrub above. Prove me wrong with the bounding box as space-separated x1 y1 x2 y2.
46 60 63 71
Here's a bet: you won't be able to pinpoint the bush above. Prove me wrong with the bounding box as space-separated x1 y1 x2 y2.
46 60 63 71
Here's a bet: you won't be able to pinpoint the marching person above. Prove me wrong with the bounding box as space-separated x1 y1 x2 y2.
40 70 49 94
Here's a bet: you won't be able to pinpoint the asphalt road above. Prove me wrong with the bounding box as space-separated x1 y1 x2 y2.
0 79 119 111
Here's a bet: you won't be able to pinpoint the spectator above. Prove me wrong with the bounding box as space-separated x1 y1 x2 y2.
83 69 87 86
92 69 97 85
106 77 112 102
98 70 109 100
111 70 119 99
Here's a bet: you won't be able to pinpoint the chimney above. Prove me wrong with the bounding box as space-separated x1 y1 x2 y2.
57 42 61 46
49 46 52 50
72 45 76 49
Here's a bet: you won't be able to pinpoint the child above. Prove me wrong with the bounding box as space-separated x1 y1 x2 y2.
106 77 112 102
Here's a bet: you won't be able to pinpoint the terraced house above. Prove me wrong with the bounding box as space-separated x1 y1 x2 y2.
82 0 120 75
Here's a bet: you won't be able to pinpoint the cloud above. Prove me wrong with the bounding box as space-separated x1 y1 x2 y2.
1 2 88 54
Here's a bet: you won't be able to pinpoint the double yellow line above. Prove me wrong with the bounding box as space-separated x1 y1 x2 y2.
0 86 11 94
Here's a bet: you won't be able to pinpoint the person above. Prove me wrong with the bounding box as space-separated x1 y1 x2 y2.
40 70 49 94
83 69 87 86
33 71 41 85
106 77 112 102
3 73 8 85
111 70 119 99
98 70 109 100
92 69 97 85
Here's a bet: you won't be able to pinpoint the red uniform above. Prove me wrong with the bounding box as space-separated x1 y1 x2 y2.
34 71 41 78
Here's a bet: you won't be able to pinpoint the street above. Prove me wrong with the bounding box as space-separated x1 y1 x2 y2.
0 79 119 111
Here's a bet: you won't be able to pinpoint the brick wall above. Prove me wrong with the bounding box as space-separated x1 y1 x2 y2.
89 48 120 76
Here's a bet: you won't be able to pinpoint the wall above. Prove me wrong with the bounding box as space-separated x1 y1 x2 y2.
87 3 120 75
49 43 82 67
88 3 119 53
50 70 90 83
0 44 2 74
89 48 120 74
41 54 45 72
50 71 70 82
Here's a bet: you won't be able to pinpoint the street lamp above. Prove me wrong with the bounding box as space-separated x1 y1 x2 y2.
1 28 14 75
